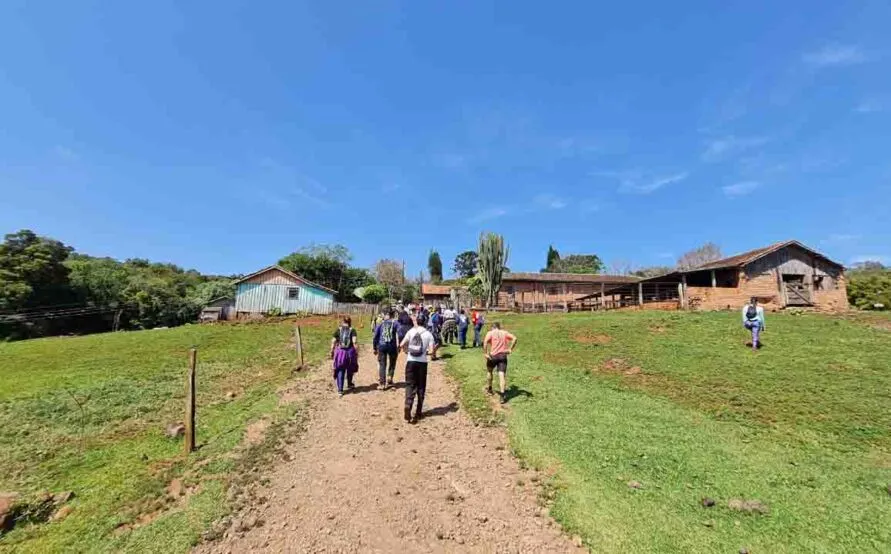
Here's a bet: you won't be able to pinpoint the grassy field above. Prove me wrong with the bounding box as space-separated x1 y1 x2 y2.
446 310 891 553
0 317 343 553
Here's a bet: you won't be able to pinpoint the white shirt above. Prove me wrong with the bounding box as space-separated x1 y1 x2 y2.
443 309 456 320
400 326 434 363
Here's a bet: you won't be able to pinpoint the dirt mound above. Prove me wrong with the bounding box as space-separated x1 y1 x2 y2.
594 358 642 376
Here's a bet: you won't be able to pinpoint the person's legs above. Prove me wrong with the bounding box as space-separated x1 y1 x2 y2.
486 361 494 394
415 363 428 418
377 350 387 386
404 362 418 422
458 328 467 348
386 350 397 382
751 323 761 350
334 367 346 394
498 358 508 402
473 325 482 347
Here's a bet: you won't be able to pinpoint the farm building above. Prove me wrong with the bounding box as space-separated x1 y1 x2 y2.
420 284 453 306
199 297 235 322
574 240 848 312
498 272 640 311
234 266 335 316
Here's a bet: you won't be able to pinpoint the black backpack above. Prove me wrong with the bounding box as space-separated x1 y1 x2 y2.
408 330 425 357
338 326 353 349
745 305 758 320
380 320 395 345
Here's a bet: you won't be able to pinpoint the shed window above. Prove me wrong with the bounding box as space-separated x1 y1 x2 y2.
287 287 300 299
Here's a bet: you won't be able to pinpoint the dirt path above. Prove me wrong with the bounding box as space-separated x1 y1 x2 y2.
197 346 582 553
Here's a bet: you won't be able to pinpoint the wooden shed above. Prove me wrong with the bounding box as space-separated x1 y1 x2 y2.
234 266 335 316
652 240 847 311
199 296 235 322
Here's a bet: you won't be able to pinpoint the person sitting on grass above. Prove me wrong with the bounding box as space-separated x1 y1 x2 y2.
742 297 765 351
330 316 358 396
483 321 517 404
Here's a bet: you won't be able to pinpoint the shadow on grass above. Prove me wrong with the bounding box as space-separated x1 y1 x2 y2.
503 385 533 403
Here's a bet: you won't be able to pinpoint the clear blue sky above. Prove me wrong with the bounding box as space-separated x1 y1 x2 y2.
2 1 889 277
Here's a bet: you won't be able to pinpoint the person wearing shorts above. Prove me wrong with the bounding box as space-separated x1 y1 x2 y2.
483 322 517 404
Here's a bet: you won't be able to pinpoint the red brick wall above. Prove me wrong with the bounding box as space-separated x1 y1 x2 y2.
813 274 849 311
497 280 601 307
687 270 782 311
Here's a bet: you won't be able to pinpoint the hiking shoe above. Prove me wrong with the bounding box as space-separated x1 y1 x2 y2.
387 379 394 387
499 393 507 404
486 386 494 395
348 382 356 390
404 407 412 422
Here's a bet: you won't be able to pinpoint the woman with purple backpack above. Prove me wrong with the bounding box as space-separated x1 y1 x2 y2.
330 316 359 396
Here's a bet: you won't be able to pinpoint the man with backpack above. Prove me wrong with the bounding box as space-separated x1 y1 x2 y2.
457 309 470 349
483 321 517 404
742 297 765 351
373 309 399 389
399 313 434 424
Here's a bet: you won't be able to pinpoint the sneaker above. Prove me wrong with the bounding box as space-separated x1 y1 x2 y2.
486 386 494 395
387 379 394 387
348 382 356 390
338 391 344 398
379 381 387 390
404 407 412 422
499 393 507 404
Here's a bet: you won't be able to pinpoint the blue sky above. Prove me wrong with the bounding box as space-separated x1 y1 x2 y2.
2 1 889 277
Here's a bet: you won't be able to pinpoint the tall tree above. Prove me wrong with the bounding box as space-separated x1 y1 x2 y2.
428 250 443 283
545 245 561 272
544 254 604 274
0 229 75 311
631 265 675 278
452 250 479 278
278 244 355 301
374 259 404 300
477 233 509 308
676 242 723 270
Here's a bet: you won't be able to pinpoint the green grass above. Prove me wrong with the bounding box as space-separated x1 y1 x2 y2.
447 311 891 553
0 317 341 553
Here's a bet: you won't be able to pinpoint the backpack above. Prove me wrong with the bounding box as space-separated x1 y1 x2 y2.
408 330 425 357
338 326 353 349
380 320 395 345
745 305 758 320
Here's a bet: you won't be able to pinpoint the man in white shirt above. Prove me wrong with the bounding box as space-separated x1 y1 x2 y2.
399 313 435 424
741 297 765 351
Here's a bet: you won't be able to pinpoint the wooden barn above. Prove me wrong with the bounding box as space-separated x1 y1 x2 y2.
498 272 640 311
234 266 335 317
576 240 848 312
420 284 452 306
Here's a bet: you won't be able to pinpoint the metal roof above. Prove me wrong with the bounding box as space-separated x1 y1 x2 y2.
233 265 337 294
683 240 844 272
503 272 640 284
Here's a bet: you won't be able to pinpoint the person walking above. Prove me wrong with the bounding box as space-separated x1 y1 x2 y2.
399 313 434 424
429 306 444 360
373 309 399 389
472 310 486 348
742 297 765 351
457 309 469 349
330 316 359 396
396 307 414 344
483 321 517 404
442 307 458 344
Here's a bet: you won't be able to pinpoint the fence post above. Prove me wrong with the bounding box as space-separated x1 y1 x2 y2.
638 282 644 306
185 347 197 455
295 325 305 371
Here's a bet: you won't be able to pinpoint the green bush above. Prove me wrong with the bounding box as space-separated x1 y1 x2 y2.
848 269 891 310
361 284 388 304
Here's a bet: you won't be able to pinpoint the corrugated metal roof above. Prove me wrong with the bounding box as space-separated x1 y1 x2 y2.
233 266 337 293
685 240 844 272
503 272 640 284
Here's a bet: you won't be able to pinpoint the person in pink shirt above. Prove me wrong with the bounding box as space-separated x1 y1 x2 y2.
483 322 518 404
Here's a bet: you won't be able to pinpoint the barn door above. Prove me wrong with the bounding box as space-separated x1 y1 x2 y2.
782 274 812 306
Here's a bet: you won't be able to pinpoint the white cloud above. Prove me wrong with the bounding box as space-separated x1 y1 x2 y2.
803 44 866 67
854 99 885 114
533 194 567 210
701 135 770 162
54 146 79 161
619 172 689 194
850 255 889 265
722 181 761 197
468 207 509 224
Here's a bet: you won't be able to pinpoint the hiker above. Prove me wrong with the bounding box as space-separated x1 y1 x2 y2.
483 321 517 404
396 307 414 344
742 297 765 351
442 307 458 344
373 309 399 389
472 310 486 348
330 316 359 396
429 306 444 360
457 309 469 349
400 313 434 424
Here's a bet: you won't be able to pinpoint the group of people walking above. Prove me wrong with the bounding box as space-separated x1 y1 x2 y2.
329 304 517 425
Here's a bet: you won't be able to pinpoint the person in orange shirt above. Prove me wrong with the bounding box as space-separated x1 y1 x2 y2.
482 322 517 404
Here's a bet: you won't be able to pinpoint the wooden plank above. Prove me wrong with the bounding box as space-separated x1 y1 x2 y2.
711 269 717 288
184 348 197 454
